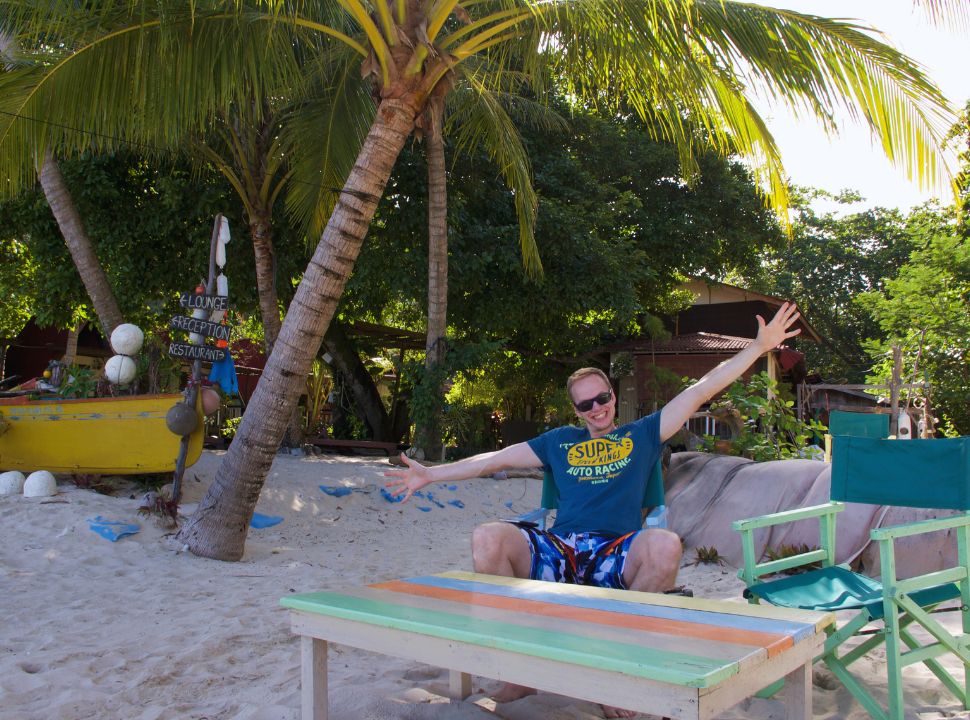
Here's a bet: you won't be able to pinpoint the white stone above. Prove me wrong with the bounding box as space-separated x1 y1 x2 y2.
104 355 137 385
24 470 57 497
110 323 144 356
0 470 25 495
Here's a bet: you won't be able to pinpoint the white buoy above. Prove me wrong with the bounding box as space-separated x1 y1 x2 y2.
0 470 25 495
105 355 137 385
110 323 144 356
24 470 57 497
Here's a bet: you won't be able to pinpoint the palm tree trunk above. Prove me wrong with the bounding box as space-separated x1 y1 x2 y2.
249 214 282 353
249 212 303 448
419 96 448 460
38 151 123 337
177 96 419 561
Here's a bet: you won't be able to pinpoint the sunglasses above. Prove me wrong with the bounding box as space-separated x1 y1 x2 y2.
573 390 613 412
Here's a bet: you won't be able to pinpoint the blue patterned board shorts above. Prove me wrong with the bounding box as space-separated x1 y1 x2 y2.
507 520 638 589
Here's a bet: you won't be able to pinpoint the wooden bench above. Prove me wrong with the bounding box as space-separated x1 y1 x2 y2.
281 571 834 720
304 437 404 456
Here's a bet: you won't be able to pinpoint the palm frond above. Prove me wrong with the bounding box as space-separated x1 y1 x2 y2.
281 47 375 237
447 68 541 275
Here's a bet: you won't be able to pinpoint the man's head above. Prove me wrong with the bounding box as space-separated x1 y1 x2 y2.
566 367 616 436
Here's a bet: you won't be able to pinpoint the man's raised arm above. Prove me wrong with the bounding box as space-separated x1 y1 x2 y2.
384 442 543 502
658 303 801 442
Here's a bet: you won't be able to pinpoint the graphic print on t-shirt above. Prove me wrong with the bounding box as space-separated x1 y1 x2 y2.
564 431 634 481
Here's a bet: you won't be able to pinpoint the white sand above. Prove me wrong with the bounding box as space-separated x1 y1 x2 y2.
1 450 964 719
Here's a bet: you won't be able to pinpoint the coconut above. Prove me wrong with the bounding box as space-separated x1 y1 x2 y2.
0 470 25 495
104 355 137 385
24 470 57 497
110 323 144 356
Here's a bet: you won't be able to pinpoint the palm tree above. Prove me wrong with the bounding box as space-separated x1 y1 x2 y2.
1 1 959 559
179 0 959 561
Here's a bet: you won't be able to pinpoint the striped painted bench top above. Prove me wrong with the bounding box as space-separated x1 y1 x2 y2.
281 571 832 690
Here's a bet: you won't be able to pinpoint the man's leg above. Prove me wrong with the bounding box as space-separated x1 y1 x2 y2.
471 521 533 578
471 522 537 703
620 529 682 592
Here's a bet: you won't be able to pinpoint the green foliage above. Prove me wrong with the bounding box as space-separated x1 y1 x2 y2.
0 151 257 331
304 358 333 436
742 189 916 383
58 366 99 399
691 546 726 566
347 95 783 365
859 230 970 435
404 340 502 452
0 237 36 341
221 415 243 440
701 372 826 461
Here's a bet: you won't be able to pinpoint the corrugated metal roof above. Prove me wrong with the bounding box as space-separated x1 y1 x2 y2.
627 332 754 354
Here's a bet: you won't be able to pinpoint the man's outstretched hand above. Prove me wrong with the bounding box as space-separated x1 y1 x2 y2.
383 453 434 502
754 302 801 352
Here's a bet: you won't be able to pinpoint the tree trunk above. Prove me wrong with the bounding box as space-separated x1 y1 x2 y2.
248 211 303 448
38 151 123 338
177 96 419 561
249 213 282 354
418 96 448 460
323 320 396 441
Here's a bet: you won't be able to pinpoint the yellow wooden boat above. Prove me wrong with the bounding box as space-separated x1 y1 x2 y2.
0 393 203 474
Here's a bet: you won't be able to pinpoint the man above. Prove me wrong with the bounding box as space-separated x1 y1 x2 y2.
385 303 801 717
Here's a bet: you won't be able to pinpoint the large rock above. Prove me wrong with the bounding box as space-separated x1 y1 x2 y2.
664 451 957 579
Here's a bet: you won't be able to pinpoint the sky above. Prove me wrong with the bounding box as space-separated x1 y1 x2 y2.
750 1 969 211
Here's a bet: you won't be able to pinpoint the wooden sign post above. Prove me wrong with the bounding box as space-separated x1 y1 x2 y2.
168 214 230 505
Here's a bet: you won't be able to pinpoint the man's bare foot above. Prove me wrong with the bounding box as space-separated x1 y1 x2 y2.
600 705 638 718
490 682 537 703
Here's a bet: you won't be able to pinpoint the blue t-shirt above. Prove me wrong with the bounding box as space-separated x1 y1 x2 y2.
526 412 662 536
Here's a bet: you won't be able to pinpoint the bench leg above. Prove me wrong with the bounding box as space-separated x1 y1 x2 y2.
302 636 328 720
448 670 471 701
781 659 811 720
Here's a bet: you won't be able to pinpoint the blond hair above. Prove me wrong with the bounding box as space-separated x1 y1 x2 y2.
566 367 612 401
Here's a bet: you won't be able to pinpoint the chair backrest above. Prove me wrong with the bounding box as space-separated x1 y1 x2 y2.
540 457 664 511
828 410 890 439
830 435 970 511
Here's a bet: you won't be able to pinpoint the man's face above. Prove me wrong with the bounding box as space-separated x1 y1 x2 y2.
570 374 616 436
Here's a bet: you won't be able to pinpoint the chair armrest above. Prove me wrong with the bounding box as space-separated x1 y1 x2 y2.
732 502 844 532
871 513 970 597
871 512 970 541
644 505 667 529
515 507 549 530
734 502 845 588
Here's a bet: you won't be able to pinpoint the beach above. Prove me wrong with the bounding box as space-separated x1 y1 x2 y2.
1 450 962 720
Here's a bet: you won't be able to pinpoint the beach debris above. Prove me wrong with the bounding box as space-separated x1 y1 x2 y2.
380 487 404 503
0 470 25 495
320 485 354 497
250 512 283 529
23 470 57 497
137 490 179 528
419 491 445 508
87 515 140 542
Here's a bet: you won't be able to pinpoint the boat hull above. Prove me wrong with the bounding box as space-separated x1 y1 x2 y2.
0 393 203 474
